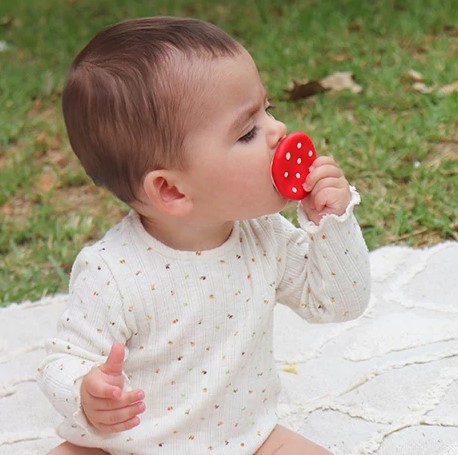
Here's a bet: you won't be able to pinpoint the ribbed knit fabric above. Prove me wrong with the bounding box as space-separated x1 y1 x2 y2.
38 188 370 455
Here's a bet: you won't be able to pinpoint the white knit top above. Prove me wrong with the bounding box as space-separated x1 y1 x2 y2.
38 188 370 455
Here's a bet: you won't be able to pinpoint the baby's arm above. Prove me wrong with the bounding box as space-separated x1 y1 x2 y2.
38 249 143 435
275 160 370 323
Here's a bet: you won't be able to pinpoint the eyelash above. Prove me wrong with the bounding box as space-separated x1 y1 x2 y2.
238 106 274 143
239 126 259 143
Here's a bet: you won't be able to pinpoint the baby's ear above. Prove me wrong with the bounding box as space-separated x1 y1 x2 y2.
142 170 193 217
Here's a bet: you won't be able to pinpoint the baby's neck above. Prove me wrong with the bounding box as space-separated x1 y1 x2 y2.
139 213 234 252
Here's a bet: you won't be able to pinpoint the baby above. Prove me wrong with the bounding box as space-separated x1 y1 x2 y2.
38 16 370 455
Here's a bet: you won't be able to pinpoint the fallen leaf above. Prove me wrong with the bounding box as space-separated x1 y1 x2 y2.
320 71 363 93
445 25 458 37
331 52 352 62
348 22 362 32
285 80 328 101
285 71 363 101
437 81 458 96
428 126 458 169
406 69 424 82
1 197 32 217
412 82 434 93
406 71 458 96
36 132 47 143
42 71 55 97
39 173 55 192
0 16 14 27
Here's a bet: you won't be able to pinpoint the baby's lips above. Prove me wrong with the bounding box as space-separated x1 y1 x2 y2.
271 131 318 200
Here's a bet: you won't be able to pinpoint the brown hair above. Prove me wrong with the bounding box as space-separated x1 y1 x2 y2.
62 17 241 202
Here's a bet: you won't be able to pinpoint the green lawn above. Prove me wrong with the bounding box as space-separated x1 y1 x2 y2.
1 0 457 305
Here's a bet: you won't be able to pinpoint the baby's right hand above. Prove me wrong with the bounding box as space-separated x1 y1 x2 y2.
81 342 145 433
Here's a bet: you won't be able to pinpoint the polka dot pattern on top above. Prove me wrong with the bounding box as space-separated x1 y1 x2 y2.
271 131 317 200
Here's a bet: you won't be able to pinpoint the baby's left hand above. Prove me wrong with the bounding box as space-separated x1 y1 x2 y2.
301 156 350 225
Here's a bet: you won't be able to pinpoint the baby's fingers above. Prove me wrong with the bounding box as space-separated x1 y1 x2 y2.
84 372 122 400
304 162 343 192
97 415 142 434
308 176 348 199
91 390 145 411
93 401 146 432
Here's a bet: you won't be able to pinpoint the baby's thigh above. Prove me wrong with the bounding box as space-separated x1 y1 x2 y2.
47 442 109 455
255 425 332 455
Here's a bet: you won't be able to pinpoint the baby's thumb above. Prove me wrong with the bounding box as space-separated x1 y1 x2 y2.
100 342 125 377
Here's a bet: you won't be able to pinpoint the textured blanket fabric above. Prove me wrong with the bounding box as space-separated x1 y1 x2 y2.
1 242 457 455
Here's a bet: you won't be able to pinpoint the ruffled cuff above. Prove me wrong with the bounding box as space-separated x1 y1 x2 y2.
297 185 361 234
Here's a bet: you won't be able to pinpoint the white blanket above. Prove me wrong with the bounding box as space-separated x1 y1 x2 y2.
1 242 457 455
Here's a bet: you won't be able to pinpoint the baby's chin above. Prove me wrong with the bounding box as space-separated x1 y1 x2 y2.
261 194 290 217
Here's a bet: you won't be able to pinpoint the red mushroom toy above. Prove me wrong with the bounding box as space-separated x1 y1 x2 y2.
271 131 317 200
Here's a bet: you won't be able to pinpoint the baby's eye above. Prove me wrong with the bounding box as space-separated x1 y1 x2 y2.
239 126 258 143
265 103 275 119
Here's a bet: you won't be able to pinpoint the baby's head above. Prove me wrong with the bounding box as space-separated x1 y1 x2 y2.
62 17 242 203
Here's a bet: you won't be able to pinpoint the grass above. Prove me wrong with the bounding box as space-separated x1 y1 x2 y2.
1 0 457 306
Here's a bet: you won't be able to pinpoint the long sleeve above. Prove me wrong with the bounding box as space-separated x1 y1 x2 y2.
276 187 370 323
37 248 135 433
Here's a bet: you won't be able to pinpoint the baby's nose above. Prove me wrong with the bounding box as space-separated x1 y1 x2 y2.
268 119 287 150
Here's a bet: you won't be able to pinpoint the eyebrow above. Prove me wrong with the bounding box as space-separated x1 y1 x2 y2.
229 88 267 136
